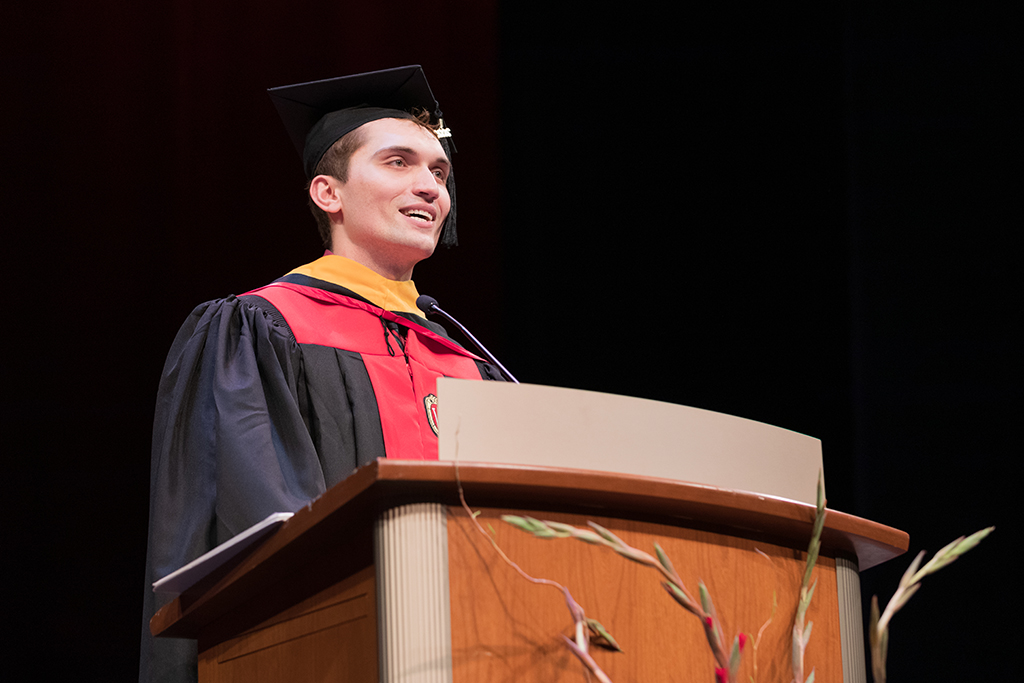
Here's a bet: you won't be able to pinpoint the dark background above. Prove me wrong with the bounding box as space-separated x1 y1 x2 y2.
2 2 1016 680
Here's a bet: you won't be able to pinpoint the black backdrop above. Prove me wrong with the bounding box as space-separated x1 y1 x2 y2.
2 2 1016 680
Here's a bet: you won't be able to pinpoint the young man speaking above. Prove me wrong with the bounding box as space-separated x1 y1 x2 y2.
140 66 502 683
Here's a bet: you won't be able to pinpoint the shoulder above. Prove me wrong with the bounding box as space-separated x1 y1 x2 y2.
236 293 294 340
176 294 293 338
162 293 299 371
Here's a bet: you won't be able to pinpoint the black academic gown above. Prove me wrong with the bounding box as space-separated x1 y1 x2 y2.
140 270 499 683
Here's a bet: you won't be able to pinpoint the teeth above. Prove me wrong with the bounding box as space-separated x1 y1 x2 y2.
404 210 432 222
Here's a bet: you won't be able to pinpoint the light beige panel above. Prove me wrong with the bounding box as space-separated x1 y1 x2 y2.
437 378 823 505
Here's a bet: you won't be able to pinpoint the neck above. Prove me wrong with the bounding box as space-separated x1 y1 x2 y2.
329 242 417 282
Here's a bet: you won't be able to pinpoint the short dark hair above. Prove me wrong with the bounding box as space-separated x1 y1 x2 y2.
306 110 440 248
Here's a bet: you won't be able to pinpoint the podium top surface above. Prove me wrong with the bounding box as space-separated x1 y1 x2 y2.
151 460 908 640
438 379 825 506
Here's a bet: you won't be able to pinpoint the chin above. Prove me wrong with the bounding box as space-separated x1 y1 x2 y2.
385 240 438 275
406 235 441 259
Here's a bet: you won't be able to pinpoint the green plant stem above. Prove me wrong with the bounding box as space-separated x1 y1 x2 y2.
455 466 616 683
792 470 827 683
505 515 740 681
869 526 994 683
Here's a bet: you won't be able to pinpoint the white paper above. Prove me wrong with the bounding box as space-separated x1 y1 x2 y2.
152 512 293 595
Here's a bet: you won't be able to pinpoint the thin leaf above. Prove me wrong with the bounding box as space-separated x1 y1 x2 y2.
574 529 606 545
954 526 995 554
897 551 926 590
587 618 623 652
793 476 826 683
800 479 827 590
654 542 676 576
802 621 813 648
878 627 889 672
805 540 821 573
543 521 577 538
869 595 888 683
728 635 742 676
795 577 817 628
913 544 955 579
662 581 697 614
874 625 889 683
616 546 658 566
502 515 544 534
699 582 713 615
500 514 528 529
913 526 994 580
868 595 881 652
791 623 803 678
588 521 627 547
802 578 818 610
889 582 921 614
699 582 724 645
560 634 615 683
526 515 550 530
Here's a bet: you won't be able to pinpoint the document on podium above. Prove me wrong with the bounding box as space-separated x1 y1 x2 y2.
152 512 293 595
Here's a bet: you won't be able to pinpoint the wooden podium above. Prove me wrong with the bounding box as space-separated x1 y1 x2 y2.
151 459 907 683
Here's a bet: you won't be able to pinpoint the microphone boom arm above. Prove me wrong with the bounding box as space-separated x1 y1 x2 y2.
416 295 519 384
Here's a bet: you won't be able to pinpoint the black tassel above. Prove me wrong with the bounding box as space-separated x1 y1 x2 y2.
439 135 458 247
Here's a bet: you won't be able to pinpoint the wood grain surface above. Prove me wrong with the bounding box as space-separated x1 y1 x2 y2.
449 507 840 683
197 566 378 683
153 461 905 642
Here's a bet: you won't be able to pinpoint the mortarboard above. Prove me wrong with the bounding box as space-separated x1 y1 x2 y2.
268 65 457 246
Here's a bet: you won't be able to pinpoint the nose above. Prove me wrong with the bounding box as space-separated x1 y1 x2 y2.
412 165 440 201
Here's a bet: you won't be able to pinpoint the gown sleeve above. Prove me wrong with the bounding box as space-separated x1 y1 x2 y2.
139 295 327 683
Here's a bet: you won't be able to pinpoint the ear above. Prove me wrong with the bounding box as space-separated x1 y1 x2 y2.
309 175 344 215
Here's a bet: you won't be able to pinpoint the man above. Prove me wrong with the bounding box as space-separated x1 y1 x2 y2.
140 66 502 683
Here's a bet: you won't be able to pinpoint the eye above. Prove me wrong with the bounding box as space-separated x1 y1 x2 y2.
388 158 407 167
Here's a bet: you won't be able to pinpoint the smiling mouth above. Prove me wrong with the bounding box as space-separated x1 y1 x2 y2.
402 209 435 224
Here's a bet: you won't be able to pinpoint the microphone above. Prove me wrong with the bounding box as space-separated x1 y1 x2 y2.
416 295 519 384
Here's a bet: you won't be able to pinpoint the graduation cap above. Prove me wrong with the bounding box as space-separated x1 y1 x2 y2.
268 65 458 246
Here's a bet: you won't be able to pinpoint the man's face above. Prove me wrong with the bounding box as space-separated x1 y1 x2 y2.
330 118 451 280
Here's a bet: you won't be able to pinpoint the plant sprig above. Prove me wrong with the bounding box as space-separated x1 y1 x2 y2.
504 515 744 681
869 526 994 683
453 461 617 683
792 470 826 683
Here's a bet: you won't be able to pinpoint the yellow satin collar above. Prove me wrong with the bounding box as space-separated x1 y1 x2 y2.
287 255 421 315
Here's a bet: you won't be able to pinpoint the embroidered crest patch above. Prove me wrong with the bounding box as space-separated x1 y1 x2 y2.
424 393 439 436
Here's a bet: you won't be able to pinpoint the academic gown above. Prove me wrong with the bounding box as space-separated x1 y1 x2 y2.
140 255 501 683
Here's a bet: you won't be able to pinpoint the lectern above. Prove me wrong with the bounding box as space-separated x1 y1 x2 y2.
151 383 907 683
